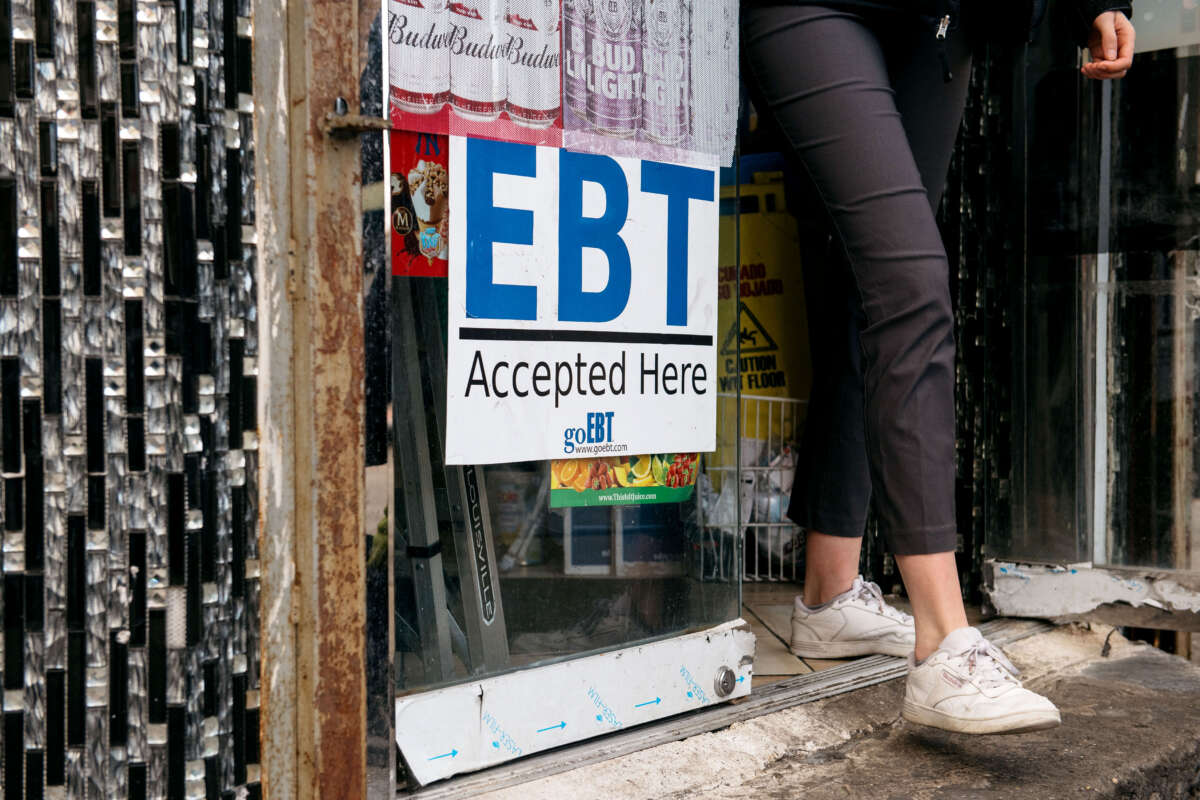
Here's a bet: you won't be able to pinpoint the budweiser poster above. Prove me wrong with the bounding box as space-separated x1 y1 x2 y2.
388 0 565 147
385 0 739 166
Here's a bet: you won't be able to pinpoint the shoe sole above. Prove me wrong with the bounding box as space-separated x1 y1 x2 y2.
901 699 1062 735
789 638 912 659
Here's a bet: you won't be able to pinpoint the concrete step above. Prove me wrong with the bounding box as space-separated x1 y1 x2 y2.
476 625 1200 799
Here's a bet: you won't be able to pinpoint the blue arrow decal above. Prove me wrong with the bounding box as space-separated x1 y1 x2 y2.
537 721 566 733
634 697 661 708
428 749 458 761
737 676 745 684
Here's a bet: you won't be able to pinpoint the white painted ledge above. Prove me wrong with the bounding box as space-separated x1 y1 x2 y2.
396 619 755 785
986 560 1200 619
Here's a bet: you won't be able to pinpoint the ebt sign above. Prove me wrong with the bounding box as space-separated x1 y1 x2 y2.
445 136 719 465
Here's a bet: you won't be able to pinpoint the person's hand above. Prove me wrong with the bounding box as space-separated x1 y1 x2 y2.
1082 11 1135 80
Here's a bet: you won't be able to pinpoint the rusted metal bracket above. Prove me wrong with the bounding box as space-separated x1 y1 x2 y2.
322 112 391 138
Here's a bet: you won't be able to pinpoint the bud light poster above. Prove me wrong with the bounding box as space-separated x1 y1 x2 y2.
385 0 739 167
444 136 719 465
562 0 738 167
390 130 451 277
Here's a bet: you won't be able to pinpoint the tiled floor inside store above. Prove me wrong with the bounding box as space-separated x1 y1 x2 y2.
742 583 983 687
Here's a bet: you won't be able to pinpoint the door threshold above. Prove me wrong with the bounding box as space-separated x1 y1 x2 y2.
403 617 1050 797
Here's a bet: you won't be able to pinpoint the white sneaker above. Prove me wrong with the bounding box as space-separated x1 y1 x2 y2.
902 626 1061 735
789 576 915 658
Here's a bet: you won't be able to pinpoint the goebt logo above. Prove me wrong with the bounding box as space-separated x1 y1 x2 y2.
563 411 615 454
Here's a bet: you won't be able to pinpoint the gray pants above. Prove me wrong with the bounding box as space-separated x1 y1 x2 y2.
741 5 973 555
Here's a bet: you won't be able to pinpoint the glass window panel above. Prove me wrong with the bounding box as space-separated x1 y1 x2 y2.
360 10 743 793
1100 45 1200 570
384 268 741 695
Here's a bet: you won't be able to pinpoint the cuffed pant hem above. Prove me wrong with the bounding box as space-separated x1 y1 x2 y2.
788 508 868 540
884 524 958 556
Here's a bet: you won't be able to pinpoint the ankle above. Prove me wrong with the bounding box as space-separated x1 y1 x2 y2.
914 622 970 661
802 577 855 607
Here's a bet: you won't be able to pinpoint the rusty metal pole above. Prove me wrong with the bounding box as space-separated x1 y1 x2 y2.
253 0 300 794
255 0 368 797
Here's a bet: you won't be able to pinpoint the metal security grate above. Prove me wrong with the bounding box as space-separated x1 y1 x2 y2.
699 393 805 583
0 0 261 796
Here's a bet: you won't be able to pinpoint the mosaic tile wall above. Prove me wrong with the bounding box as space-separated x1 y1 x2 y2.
0 0 261 797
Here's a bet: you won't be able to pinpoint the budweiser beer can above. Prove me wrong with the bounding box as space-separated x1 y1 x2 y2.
586 0 643 138
641 0 688 145
388 0 452 114
504 0 561 128
563 0 590 117
449 0 508 121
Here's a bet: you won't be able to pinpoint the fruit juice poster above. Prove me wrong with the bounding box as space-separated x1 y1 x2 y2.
390 130 450 277
550 453 698 507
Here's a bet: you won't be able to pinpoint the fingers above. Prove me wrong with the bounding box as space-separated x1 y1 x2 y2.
1081 12 1136 80
1116 12 1136 64
1098 12 1118 60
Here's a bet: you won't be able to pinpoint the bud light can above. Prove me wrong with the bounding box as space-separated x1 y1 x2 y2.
449 1 508 121
388 0 452 114
504 0 561 128
586 0 643 138
563 0 590 118
641 0 688 145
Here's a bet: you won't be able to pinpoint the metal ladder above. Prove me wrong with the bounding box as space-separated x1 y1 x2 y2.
391 276 510 685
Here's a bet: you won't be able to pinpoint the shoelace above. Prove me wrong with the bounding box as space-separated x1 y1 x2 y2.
849 578 913 625
955 638 1021 688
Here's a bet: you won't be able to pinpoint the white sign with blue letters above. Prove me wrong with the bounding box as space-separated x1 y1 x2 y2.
446 136 719 465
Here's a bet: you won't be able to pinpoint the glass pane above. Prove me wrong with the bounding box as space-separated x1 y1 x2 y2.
1100 44 1200 570
715 153 810 585
371 2 745 786
1005 19 1200 572
1131 0 1200 54
381 123 744 699
389 273 741 694
1001 26 1096 565
361 8 395 797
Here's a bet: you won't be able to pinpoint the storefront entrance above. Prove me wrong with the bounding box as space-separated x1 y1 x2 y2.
354 2 1200 795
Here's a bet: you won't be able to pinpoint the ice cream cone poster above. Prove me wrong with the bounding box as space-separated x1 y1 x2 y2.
390 130 451 277
550 453 698 507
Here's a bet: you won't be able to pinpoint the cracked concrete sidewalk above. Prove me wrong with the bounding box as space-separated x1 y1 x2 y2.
481 625 1200 799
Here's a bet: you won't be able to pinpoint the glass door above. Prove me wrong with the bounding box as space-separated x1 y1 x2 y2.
1089 15 1200 572
361 2 750 788
377 205 746 788
385 267 744 668
1000 3 1200 572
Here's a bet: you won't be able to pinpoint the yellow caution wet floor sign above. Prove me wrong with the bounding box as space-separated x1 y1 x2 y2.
717 172 813 410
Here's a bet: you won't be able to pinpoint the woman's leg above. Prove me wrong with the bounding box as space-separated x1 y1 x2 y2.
882 15 975 660
742 7 970 632
743 8 1061 732
803 532 863 606
792 224 873 606
894 552 968 659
